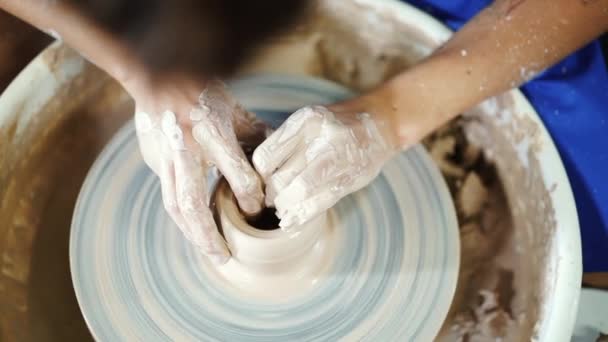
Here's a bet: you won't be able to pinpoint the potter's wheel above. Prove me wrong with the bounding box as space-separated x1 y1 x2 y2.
70 75 459 340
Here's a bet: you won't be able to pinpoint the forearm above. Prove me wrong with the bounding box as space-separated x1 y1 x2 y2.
377 0 608 147
0 0 144 89
0 0 311 90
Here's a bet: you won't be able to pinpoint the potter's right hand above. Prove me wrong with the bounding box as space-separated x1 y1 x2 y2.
253 104 400 228
132 79 267 264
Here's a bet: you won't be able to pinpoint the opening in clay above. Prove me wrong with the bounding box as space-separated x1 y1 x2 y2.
246 207 280 231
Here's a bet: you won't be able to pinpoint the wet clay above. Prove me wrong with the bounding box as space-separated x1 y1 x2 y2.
213 179 335 301
0 51 130 341
424 120 525 341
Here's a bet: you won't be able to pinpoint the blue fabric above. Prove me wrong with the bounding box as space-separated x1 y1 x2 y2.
404 0 608 272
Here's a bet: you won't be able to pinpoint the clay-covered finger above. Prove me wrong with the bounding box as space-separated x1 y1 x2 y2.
252 106 321 179
276 161 380 228
276 170 358 228
278 189 342 228
193 123 264 215
158 163 188 232
273 140 340 213
213 142 264 215
173 150 230 264
265 150 308 207
233 108 270 150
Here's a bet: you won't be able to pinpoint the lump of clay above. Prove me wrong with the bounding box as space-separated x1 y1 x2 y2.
462 142 482 168
429 135 466 178
458 172 488 218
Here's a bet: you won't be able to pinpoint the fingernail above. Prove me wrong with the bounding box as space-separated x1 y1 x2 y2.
252 150 270 178
240 198 262 215
251 162 264 177
265 186 277 207
265 195 275 208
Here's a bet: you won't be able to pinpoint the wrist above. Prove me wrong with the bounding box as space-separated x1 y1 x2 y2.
382 53 484 148
127 73 212 124
328 93 400 152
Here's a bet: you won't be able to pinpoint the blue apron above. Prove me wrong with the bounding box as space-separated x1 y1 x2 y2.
405 0 608 272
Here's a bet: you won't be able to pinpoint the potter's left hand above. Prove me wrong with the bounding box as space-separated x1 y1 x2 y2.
133 79 267 263
253 105 399 228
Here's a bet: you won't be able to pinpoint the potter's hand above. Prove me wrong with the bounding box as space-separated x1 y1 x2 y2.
134 80 266 263
253 105 399 228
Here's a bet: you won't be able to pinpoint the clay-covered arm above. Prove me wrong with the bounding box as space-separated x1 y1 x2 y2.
338 0 608 148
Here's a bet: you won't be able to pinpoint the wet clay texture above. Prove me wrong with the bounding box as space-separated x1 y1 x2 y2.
0 46 131 341
424 121 525 341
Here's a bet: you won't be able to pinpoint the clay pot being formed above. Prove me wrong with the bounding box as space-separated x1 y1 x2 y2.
212 179 334 301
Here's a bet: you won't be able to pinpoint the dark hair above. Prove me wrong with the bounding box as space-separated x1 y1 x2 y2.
73 0 311 78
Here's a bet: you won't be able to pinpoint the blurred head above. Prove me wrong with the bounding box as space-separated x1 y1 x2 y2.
74 0 311 79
